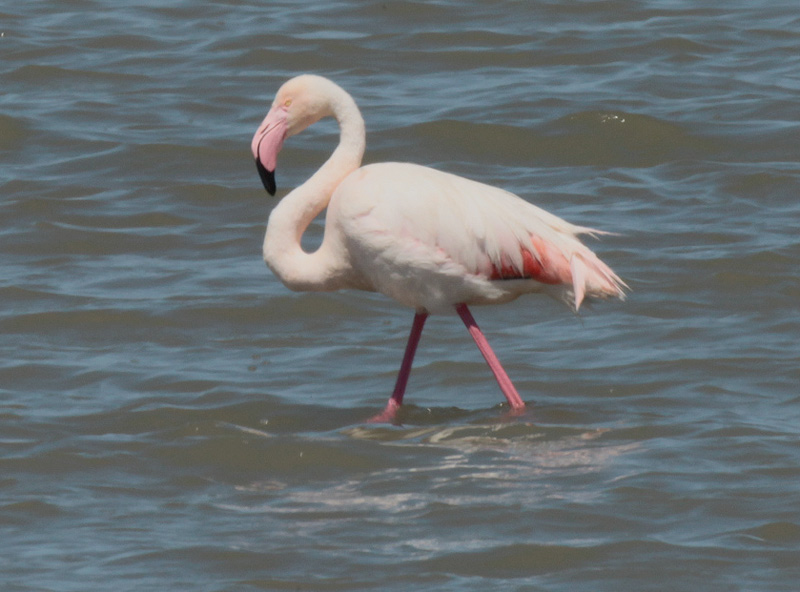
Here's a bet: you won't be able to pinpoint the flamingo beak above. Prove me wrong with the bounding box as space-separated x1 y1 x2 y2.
251 105 288 196
255 158 276 196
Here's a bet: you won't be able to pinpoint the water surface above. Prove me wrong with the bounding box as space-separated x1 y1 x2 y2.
2 1 800 590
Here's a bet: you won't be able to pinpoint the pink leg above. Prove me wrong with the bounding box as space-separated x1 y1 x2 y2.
369 311 428 422
455 303 525 410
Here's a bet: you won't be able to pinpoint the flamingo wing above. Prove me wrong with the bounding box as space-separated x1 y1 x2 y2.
330 163 625 312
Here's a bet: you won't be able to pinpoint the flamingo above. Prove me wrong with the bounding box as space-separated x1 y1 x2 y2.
251 75 626 422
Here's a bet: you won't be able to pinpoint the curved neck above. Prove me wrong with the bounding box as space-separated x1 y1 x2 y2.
263 89 366 291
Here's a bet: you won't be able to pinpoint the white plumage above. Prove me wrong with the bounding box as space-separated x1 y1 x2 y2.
251 74 626 421
332 162 623 312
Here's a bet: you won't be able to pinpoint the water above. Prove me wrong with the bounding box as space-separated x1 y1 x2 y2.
2 1 800 590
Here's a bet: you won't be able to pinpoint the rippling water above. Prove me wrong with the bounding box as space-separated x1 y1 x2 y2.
2 1 800 590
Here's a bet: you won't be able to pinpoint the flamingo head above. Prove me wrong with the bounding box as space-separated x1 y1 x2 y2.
251 75 336 195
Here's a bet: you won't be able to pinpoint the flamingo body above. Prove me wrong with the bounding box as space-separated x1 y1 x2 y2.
331 161 621 312
252 75 625 421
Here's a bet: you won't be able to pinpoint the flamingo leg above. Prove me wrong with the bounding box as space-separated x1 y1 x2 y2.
455 303 525 410
369 311 428 422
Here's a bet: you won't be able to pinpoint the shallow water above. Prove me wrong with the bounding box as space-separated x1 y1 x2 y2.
2 1 800 590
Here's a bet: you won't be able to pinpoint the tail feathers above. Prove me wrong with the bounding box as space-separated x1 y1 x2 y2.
570 256 588 310
569 252 627 311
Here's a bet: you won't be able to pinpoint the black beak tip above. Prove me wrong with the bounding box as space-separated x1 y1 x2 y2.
255 159 276 196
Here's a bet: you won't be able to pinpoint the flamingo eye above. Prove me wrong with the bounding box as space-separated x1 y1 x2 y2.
284 98 292 108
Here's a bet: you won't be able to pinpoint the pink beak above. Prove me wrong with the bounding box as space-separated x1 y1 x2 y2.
251 105 288 195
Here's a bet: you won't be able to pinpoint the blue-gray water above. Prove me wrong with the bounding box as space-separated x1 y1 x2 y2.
2 1 800 590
